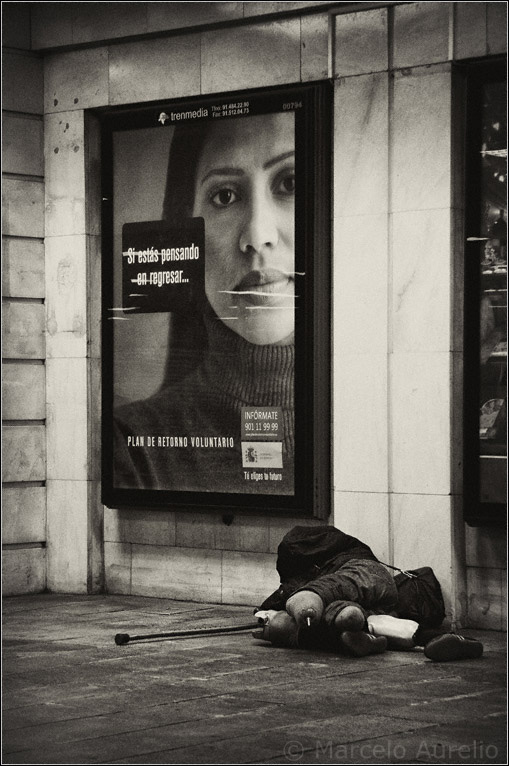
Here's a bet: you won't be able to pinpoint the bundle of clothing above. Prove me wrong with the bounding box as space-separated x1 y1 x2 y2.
253 526 483 662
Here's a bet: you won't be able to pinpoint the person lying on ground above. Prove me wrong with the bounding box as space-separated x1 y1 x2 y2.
252 525 483 661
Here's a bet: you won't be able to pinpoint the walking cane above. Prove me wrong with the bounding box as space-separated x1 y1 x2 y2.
115 622 259 645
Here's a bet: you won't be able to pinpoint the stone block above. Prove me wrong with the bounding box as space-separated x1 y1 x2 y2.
333 215 389 355
2 238 45 299
2 178 44 238
268 516 319 553
72 3 148 44
301 13 329 81
131 545 222 602
333 352 389 494
46 357 88 481
334 7 388 76
393 2 451 69
176 513 273 554
465 524 508 569
2 487 46 545
109 35 201 106
2 302 45 359
147 2 243 32
215 514 270 553
45 235 87 359
104 508 176 546
2 363 45 420
454 2 487 60
390 352 451 495
87 480 104 594
2 114 43 176
44 112 86 237
175 512 218 549
391 68 451 213
391 208 451 353
487 1 507 54
201 18 301 94
105 542 132 595
2 548 46 596
221 551 278 605
46 479 88 593
2 50 43 114
31 2 73 50
466 566 503 630
332 491 390 564
2 425 46 483
334 73 389 218
2 2 31 49
391 493 456 620
44 48 108 113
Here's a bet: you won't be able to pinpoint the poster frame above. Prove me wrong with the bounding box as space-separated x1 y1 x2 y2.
99 80 332 517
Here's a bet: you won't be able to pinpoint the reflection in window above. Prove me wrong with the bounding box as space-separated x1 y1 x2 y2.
477 78 506 505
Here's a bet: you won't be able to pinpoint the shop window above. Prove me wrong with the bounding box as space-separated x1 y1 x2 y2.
464 60 507 525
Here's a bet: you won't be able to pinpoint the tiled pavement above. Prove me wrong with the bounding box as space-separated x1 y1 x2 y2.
2 594 507 764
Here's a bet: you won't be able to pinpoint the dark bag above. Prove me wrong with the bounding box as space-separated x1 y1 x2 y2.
390 566 446 628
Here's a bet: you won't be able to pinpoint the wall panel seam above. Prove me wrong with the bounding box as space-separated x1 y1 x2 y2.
2 110 43 120
2 173 44 182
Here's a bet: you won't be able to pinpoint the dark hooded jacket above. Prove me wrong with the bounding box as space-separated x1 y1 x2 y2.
258 525 379 611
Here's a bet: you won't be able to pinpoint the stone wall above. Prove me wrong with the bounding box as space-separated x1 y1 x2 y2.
2 7 46 594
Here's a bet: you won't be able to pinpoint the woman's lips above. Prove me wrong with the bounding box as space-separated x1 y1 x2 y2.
218 270 295 307
234 269 291 291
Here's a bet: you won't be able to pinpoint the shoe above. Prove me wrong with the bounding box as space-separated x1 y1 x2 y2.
424 633 483 662
286 591 324 629
334 605 365 633
341 631 387 657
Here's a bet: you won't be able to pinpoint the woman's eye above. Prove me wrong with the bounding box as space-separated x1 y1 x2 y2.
275 172 295 196
211 188 238 208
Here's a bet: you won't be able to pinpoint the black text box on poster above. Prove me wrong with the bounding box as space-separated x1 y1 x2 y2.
122 218 204 314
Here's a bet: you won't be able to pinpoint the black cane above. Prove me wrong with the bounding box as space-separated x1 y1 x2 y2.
115 622 259 645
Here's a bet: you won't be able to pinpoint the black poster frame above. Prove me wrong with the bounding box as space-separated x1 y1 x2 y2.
99 81 332 516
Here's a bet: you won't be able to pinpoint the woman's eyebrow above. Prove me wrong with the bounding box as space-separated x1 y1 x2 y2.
200 150 295 185
200 167 244 185
263 150 295 170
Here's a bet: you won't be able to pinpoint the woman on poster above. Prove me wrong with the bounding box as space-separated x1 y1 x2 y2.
113 110 297 495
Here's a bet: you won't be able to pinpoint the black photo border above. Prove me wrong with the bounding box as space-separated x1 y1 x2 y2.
99 81 332 517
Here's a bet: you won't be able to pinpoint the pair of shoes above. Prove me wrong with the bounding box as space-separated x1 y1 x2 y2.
286 590 324 628
424 633 484 662
341 631 387 657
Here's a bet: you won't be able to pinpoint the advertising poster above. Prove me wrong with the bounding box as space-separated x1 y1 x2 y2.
102 84 331 513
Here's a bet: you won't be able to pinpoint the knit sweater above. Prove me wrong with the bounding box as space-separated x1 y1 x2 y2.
113 316 295 495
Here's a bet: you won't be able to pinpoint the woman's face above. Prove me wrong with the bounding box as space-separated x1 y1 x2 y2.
192 112 295 345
